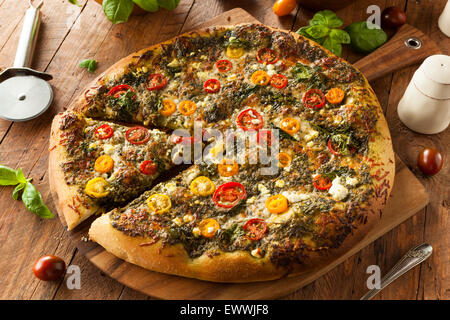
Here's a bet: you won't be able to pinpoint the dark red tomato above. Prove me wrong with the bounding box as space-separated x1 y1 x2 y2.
256 48 278 64
125 126 150 145
270 74 288 89
236 108 264 131
303 89 326 109
140 160 158 175
327 139 341 156
418 147 443 176
257 129 274 146
216 59 233 72
313 174 332 191
381 7 407 29
213 182 247 208
33 255 66 281
147 73 167 91
107 84 135 98
204 79 220 93
95 124 114 140
243 218 268 241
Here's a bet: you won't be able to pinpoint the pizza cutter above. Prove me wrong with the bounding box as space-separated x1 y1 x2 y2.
0 0 53 122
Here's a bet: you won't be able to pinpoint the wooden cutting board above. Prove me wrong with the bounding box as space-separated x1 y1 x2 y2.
59 8 431 300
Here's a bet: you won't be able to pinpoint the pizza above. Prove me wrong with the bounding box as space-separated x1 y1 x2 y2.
49 23 395 282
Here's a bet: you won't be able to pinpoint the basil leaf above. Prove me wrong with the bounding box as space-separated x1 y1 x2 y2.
68 0 82 6
15 168 27 184
22 182 54 219
329 29 351 44
102 0 134 24
79 59 98 73
291 63 314 81
310 10 343 28
322 37 342 56
157 0 180 10
133 0 158 12
12 183 25 200
345 21 387 53
304 25 329 39
0 165 20 186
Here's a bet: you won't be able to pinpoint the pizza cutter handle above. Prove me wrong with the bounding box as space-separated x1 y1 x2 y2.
13 0 43 68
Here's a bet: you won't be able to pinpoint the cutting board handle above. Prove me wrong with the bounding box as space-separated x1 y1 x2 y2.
354 24 441 82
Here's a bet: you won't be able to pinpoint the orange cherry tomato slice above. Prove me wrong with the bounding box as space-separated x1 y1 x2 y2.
326 87 345 104
256 48 278 64
251 70 270 86
243 218 268 241
140 160 158 175
178 100 197 116
265 194 289 214
160 99 177 116
204 79 220 93
94 155 114 173
270 74 288 89
95 124 114 140
278 152 292 167
147 73 167 91
280 117 301 135
218 159 239 177
198 218 221 238
313 174 332 191
216 59 233 72
236 108 264 131
125 126 150 145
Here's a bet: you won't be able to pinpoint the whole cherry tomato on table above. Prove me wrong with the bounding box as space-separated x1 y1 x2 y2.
33 255 66 281
381 6 407 29
418 147 443 176
273 0 296 17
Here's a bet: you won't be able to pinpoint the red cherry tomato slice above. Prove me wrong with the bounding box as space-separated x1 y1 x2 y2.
140 160 158 175
125 126 150 145
213 182 247 209
257 129 274 146
147 73 167 91
243 218 268 241
107 84 135 98
216 59 233 72
33 255 66 281
313 174 332 191
327 139 341 156
204 79 220 93
236 108 264 131
257 48 278 64
95 124 114 140
270 74 288 89
303 89 326 109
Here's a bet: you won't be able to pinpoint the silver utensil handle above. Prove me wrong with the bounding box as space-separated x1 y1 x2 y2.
360 243 433 300
13 1 43 68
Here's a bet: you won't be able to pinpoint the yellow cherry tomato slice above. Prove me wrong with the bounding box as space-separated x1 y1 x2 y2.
251 70 270 86
190 176 216 196
278 152 292 167
265 194 288 214
94 155 114 173
160 99 177 116
280 117 301 134
178 100 197 116
85 177 110 198
325 87 345 104
226 46 245 59
147 194 171 214
218 159 239 177
198 218 220 238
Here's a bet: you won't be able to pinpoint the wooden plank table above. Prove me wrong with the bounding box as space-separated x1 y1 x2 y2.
0 0 448 300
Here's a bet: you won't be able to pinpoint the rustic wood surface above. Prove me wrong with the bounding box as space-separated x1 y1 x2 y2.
0 0 448 300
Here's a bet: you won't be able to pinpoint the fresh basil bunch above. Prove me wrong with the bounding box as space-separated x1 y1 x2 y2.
345 21 387 53
297 10 350 56
0 165 53 219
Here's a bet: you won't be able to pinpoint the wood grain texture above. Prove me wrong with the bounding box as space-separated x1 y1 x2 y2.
0 0 447 300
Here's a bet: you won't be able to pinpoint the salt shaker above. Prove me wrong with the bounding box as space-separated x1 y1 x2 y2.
397 55 450 134
438 0 450 37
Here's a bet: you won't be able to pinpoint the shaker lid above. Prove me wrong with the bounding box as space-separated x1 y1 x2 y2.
413 54 450 99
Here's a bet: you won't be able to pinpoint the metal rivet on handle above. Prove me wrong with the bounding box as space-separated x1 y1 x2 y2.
404 37 422 49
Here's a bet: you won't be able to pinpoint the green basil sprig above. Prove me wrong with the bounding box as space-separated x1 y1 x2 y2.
0 165 54 219
345 21 387 53
296 10 350 57
79 59 98 73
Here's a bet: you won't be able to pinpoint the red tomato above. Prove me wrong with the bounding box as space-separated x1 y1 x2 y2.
381 7 407 29
213 182 247 208
107 84 135 98
327 139 341 156
204 79 220 93
257 48 278 64
257 129 274 146
33 255 66 281
147 73 167 91
313 175 332 191
418 148 443 176
243 219 268 241
216 59 233 72
236 108 264 131
270 74 288 89
303 89 326 109
125 127 150 145
140 160 158 175
95 124 114 140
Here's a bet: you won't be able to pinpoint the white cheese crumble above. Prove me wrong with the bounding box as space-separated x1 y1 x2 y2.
257 183 270 195
172 217 182 226
103 144 115 155
246 196 256 204
275 179 285 188
346 177 358 186
251 248 263 259
329 177 349 201
183 214 194 223
281 191 310 203
192 227 201 237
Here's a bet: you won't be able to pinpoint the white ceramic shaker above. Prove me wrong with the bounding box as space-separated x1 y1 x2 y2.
438 0 450 37
397 54 450 134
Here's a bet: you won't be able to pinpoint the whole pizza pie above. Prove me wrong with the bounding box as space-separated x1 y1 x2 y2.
49 24 395 282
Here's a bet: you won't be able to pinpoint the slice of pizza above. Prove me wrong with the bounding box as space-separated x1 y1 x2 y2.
49 111 176 230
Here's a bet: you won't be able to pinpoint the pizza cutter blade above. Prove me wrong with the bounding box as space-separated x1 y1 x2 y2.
0 0 53 122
